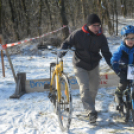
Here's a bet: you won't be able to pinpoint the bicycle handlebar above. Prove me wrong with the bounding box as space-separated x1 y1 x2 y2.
46 45 75 52
49 49 69 53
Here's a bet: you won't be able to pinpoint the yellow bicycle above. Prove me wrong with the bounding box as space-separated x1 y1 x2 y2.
47 47 72 132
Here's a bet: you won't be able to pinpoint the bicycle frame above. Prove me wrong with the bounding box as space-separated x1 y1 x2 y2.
50 59 64 102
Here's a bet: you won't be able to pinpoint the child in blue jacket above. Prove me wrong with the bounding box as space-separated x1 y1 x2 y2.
111 25 134 109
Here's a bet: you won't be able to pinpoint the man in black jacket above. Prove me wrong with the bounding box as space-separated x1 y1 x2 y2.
59 14 112 123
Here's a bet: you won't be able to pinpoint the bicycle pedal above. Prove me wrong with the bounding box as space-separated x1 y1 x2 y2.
48 93 56 101
48 92 52 98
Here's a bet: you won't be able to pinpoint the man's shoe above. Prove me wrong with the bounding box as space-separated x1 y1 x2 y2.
89 112 98 123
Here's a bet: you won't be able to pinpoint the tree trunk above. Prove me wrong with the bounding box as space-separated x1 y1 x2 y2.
101 0 113 35
45 0 53 31
21 0 30 37
58 0 69 40
8 0 20 40
120 0 127 17
114 0 118 35
38 0 43 35
81 0 87 22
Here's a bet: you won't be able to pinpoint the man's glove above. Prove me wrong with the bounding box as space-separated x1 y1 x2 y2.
58 52 64 58
58 43 69 58
112 62 120 74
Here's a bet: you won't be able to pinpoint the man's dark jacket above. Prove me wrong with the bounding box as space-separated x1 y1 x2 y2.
60 25 112 71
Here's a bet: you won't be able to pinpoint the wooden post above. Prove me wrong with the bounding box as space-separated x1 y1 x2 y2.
5 49 17 83
0 35 5 77
1 50 5 77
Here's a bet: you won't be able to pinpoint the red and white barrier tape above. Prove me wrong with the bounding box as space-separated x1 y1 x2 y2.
0 25 68 50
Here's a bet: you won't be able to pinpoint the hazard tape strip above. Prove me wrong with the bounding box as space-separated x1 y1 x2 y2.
0 25 68 50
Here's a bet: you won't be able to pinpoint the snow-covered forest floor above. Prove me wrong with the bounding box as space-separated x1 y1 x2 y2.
1 18 134 134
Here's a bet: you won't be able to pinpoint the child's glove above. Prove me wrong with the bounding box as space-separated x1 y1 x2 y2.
112 62 120 74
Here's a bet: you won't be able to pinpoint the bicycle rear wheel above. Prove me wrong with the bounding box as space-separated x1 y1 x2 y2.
51 73 72 132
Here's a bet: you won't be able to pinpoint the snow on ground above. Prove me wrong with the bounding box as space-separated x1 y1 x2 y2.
1 24 134 134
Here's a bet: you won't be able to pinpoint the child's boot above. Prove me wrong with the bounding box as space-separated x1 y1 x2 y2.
115 88 123 104
114 88 124 111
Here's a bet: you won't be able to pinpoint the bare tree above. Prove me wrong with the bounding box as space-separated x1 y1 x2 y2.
120 0 127 17
1 0 134 43
56 0 69 40
114 0 118 35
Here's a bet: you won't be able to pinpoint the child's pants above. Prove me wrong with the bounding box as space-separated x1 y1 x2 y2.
115 71 129 104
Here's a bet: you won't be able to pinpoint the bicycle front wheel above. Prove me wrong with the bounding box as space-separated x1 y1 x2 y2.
132 86 134 126
56 73 72 132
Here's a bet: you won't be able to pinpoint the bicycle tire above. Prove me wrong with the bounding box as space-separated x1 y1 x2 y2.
131 86 134 126
114 96 129 122
51 73 72 132
132 109 134 126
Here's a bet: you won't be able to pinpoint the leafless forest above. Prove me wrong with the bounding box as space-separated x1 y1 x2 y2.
1 0 134 44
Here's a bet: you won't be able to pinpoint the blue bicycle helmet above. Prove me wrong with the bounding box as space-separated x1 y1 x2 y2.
121 25 134 37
